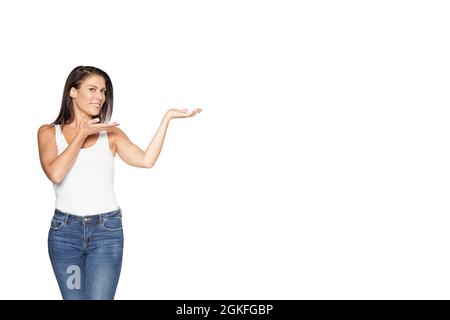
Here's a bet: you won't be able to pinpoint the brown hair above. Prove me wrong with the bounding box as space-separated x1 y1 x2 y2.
51 66 114 126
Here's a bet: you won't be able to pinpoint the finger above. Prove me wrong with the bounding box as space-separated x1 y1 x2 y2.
92 122 119 127
102 122 120 127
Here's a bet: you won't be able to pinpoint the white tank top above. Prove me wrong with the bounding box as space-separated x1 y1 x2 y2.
53 124 120 216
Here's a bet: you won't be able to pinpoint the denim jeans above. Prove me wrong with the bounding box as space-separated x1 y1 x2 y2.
48 207 124 300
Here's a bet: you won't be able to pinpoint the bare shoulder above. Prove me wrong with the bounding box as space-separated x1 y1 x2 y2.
37 124 57 159
107 126 128 139
107 127 128 153
38 124 55 139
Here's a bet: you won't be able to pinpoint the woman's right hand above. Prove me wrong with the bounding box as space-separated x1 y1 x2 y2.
78 118 119 139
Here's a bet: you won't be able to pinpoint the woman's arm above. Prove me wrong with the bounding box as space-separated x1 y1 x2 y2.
38 119 120 183
38 125 86 183
114 108 202 168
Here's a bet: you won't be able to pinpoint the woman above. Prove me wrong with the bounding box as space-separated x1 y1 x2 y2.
37 66 202 299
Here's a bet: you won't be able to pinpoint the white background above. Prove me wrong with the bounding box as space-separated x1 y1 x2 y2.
0 0 449 299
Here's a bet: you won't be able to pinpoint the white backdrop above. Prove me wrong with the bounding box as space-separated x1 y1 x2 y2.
0 0 449 299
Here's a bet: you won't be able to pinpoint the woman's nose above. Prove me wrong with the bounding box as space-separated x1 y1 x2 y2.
95 92 104 101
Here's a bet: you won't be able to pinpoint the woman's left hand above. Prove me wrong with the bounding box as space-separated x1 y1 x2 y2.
165 108 202 120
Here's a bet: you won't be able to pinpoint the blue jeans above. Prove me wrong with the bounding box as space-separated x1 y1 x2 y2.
48 207 124 300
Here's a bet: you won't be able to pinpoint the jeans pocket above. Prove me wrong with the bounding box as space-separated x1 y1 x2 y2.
102 217 123 231
50 216 65 230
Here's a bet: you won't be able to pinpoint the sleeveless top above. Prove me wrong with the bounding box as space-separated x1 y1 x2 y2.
53 124 120 216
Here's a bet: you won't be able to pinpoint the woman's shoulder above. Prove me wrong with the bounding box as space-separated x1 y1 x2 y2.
107 125 127 138
37 124 56 147
106 125 125 143
38 123 55 136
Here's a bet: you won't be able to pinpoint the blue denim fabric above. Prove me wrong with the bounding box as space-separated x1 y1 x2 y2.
48 207 124 300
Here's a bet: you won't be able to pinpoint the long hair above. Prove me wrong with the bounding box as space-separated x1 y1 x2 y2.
51 66 114 126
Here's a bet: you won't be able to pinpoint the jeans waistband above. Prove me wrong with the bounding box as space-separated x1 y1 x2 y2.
54 207 121 224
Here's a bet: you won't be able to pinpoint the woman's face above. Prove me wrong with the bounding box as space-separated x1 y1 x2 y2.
70 75 107 116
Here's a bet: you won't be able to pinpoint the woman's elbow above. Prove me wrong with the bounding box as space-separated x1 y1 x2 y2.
141 157 154 169
143 162 154 169
48 171 63 184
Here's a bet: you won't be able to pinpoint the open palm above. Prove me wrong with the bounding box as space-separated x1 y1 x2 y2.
166 108 202 119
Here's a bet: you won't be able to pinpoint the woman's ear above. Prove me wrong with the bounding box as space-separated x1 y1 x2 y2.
70 88 76 98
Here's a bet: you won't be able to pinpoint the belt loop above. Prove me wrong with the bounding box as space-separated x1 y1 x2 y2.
64 214 69 224
99 214 103 225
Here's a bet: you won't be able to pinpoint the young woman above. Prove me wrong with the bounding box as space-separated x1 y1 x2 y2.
37 66 202 299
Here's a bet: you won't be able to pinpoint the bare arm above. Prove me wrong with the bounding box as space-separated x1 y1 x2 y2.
37 125 86 184
115 108 202 169
113 114 170 168
142 113 171 168
38 118 120 183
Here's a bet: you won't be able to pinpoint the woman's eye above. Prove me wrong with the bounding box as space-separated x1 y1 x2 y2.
89 88 95 91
